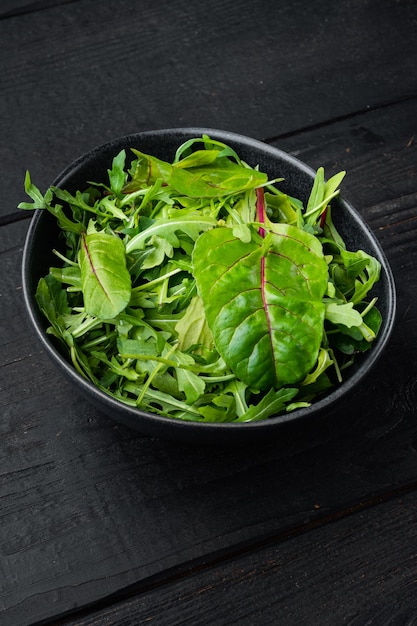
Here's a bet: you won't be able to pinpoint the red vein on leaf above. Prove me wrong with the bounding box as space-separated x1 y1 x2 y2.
256 187 266 238
81 232 110 302
319 206 328 229
256 187 275 376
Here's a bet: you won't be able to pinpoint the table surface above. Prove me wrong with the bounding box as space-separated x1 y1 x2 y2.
1 0 417 624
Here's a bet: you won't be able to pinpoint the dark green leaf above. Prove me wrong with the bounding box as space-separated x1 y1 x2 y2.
193 224 328 389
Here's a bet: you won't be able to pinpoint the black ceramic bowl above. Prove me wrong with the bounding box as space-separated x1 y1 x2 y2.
22 128 396 443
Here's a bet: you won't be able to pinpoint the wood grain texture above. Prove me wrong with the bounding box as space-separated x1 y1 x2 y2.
0 0 77 19
1 97 417 625
2 0 417 623
60 489 417 626
2 0 417 217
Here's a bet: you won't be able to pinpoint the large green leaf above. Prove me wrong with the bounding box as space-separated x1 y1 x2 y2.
79 230 131 319
126 149 267 198
192 224 328 389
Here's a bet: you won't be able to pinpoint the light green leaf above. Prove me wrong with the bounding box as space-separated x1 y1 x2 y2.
107 149 127 194
351 251 381 303
79 230 131 319
325 302 363 327
175 295 214 353
235 387 298 422
302 348 334 385
170 159 268 197
127 148 267 198
126 210 217 253
99 197 129 222
18 171 47 209
306 166 325 214
324 170 346 198
171 350 206 404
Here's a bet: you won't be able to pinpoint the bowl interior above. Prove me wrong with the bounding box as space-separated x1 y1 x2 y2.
22 128 396 442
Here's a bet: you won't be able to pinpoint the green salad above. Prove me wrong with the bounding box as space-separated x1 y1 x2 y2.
19 136 382 423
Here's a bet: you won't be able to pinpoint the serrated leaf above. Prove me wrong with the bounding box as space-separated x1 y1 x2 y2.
171 350 206 404
18 171 47 209
107 149 127 194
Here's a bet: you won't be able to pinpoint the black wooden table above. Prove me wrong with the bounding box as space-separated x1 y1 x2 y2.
1 1 417 624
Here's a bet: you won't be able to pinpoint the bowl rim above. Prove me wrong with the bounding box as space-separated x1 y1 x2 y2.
21 127 397 437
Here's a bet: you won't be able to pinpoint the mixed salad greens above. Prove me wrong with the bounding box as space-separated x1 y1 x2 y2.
19 135 382 423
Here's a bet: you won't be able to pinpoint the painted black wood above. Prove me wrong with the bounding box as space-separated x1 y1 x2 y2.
60 489 417 626
2 0 417 218
1 0 417 624
2 97 417 625
0 1 77 20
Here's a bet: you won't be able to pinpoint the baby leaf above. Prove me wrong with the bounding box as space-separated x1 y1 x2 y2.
35 275 70 329
325 302 363 328
235 387 299 422
128 149 267 198
79 229 131 319
107 149 127 194
193 224 328 390
169 159 267 197
175 295 214 353
125 209 217 254
170 350 206 404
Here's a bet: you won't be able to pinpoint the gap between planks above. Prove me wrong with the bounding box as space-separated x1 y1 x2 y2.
3 93 417 232
263 92 417 144
0 0 79 21
32 477 417 626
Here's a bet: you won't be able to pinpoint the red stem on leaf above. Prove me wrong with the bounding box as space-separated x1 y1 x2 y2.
255 187 273 352
319 206 328 229
256 187 266 238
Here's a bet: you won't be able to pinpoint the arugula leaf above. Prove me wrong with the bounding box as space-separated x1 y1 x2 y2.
170 350 206 404
125 209 217 254
18 171 51 209
325 302 363 328
107 149 127 194
235 387 298 422
304 167 346 226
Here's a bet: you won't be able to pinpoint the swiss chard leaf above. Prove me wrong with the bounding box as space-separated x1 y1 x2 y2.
79 228 131 319
193 224 328 390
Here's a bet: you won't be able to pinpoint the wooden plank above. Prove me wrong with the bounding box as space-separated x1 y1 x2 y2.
1 97 417 624
2 0 417 217
0 0 77 20
274 97 417 279
61 489 417 626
